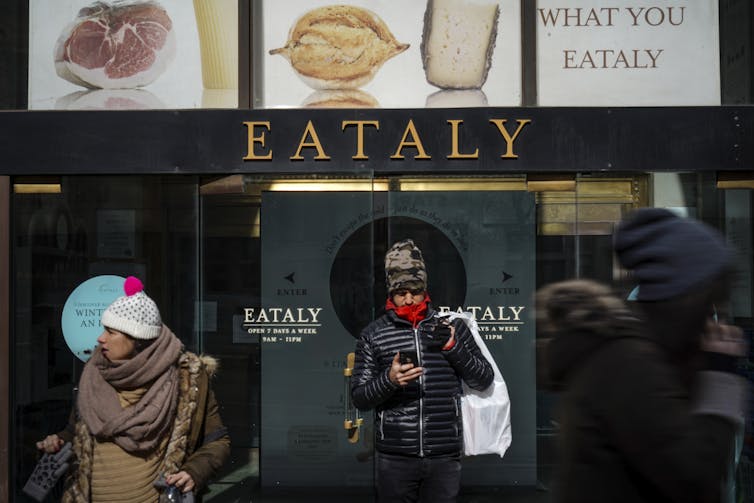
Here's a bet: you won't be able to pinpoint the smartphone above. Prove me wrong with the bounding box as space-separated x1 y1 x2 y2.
399 349 418 366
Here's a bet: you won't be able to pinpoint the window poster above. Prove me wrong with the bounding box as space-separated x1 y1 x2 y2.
256 0 522 109
28 0 238 110
536 0 720 105
257 190 536 487
61 275 125 362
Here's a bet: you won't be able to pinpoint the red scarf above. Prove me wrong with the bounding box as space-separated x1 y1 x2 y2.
386 294 431 327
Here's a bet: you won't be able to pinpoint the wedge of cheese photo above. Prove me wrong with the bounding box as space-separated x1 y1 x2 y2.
421 0 500 89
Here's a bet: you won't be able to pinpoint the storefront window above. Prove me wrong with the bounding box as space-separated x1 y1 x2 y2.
12 175 200 499
2 1 753 501
10 172 754 501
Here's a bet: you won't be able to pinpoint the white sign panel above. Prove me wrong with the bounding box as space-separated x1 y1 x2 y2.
536 1 720 106
28 0 238 110
259 0 521 109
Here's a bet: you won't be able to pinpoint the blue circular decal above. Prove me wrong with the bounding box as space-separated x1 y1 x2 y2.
61 275 124 362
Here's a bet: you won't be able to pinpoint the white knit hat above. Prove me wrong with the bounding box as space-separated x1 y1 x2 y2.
101 276 162 340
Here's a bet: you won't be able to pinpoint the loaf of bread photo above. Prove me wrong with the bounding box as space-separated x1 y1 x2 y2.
270 5 409 90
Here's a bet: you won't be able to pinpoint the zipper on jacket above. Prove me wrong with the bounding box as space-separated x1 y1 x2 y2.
413 325 425 457
379 410 385 440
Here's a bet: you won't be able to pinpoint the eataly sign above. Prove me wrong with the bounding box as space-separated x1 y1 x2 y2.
242 118 532 162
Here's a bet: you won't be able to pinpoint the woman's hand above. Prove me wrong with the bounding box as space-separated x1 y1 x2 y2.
702 320 747 357
36 434 64 454
165 471 195 493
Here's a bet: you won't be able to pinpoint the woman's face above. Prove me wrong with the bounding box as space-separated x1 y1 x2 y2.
97 327 136 361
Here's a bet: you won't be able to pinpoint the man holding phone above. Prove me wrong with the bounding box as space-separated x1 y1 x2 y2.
351 239 494 502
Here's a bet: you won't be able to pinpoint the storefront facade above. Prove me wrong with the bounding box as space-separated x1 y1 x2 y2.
2 1 754 502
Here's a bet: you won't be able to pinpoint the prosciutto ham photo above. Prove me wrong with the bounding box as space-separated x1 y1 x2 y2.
53 0 176 89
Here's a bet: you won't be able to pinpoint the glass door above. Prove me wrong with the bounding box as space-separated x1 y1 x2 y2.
199 174 380 501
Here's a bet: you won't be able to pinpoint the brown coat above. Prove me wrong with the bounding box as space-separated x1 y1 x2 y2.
59 352 230 501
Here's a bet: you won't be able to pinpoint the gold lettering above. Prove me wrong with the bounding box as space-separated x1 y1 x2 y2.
242 121 273 160
291 120 331 161
342 120 380 160
447 120 479 159
391 120 431 160
489 119 531 159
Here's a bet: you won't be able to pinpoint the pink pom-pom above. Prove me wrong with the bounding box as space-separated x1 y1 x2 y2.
124 276 144 296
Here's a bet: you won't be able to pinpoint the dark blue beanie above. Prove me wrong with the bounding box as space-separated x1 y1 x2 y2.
614 208 732 301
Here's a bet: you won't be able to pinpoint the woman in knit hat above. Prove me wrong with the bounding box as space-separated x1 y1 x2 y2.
36 276 230 502
540 209 747 503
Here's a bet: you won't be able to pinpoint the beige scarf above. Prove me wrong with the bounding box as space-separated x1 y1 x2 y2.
77 325 183 454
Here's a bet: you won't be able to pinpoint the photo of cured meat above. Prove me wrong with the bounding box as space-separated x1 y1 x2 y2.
30 0 218 108
54 0 176 89
269 5 409 90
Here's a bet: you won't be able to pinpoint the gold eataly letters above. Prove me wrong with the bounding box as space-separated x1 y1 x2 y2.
242 118 531 162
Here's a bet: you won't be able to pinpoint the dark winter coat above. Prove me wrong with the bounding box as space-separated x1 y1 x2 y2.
543 281 742 503
351 307 494 457
59 352 230 501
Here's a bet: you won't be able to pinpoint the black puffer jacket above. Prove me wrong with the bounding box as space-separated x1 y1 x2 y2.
351 306 494 457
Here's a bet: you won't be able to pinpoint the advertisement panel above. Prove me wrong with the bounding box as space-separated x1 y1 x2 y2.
28 0 238 110
536 0 720 105
256 0 522 109
257 190 536 487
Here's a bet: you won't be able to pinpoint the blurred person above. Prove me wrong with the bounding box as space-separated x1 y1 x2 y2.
36 276 230 502
351 239 494 503
538 208 747 503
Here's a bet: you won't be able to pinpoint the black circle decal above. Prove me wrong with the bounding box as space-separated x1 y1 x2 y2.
330 216 467 338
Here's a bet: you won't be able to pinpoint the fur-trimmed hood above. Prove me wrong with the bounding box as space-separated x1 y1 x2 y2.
197 354 219 376
180 352 218 373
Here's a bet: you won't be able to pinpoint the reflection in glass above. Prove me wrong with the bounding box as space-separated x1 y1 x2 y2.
425 89 488 108
302 89 380 108
55 89 166 110
202 89 238 109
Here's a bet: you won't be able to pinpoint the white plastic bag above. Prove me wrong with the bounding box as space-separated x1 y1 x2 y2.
446 311 512 458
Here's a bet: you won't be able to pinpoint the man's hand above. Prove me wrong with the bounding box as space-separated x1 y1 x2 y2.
36 434 64 454
389 352 423 386
165 471 195 493
424 322 455 351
